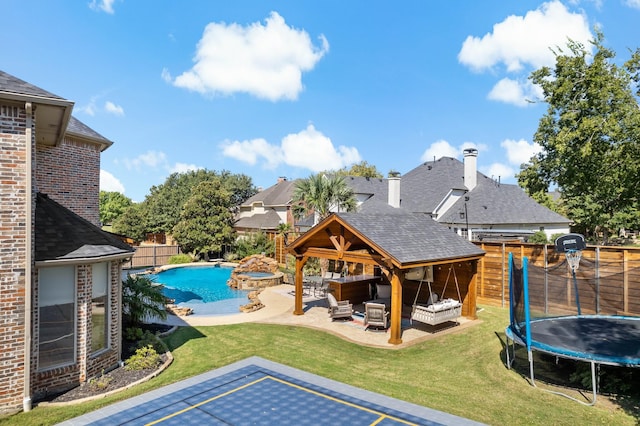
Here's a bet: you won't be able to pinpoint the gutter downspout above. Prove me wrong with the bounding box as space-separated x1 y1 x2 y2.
24 102 33 412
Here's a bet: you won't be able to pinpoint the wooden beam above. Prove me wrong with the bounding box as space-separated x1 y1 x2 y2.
302 247 384 266
294 257 306 315
388 269 403 345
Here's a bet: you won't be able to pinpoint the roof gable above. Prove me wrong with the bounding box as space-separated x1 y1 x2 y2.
241 179 297 207
289 212 484 268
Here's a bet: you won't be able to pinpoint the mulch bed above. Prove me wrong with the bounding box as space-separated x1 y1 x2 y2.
42 323 174 404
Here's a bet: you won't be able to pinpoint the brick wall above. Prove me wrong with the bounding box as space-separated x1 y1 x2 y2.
35 137 101 227
0 102 28 413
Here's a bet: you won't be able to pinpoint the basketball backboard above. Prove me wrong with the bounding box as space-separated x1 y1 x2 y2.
554 233 586 253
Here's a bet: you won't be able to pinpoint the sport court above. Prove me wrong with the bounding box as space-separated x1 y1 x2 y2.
59 357 483 426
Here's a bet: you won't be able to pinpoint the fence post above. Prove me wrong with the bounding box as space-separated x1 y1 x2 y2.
624 249 629 314
501 242 505 308
544 243 548 314
596 247 600 314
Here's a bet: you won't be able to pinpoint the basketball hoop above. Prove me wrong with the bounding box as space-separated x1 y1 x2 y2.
565 249 582 272
555 233 587 315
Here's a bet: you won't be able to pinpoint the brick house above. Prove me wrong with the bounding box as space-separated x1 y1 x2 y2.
0 71 133 413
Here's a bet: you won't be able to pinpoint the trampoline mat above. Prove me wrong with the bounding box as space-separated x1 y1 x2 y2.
524 316 640 365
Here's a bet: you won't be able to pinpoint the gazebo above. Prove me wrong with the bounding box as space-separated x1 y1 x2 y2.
287 212 485 344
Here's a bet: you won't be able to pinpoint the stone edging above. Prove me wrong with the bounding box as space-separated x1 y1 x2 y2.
38 327 177 407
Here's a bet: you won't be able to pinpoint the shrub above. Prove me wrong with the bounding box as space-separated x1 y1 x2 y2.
528 231 549 244
233 231 275 259
125 345 162 371
88 370 112 391
124 326 144 341
168 253 193 264
122 274 167 327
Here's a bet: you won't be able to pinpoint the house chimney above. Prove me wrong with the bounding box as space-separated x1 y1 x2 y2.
277 176 287 183
463 148 478 191
388 174 401 208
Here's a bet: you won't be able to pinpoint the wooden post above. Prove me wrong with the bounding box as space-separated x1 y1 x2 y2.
294 256 305 315
466 261 478 319
388 269 403 345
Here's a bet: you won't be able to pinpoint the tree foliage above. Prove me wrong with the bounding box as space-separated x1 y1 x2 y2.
112 202 148 243
233 231 275 259
172 181 235 259
291 173 357 221
99 191 133 225
518 32 640 242
144 169 256 235
332 161 383 178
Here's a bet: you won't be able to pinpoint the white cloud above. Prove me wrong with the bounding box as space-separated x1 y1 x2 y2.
458 1 592 72
420 140 459 162
220 138 283 169
481 163 516 182
100 169 125 193
168 12 329 101
89 0 116 14
219 124 360 172
122 150 168 171
104 101 124 116
169 163 204 174
420 140 487 162
281 125 360 171
625 0 640 9
487 77 543 107
501 138 542 166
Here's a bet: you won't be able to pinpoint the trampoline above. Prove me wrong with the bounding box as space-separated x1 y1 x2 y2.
505 249 640 405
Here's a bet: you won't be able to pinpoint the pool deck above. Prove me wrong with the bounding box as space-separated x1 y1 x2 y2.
156 284 480 349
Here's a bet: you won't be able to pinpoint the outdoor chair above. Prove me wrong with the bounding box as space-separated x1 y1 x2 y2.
364 302 389 330
327 293 353 320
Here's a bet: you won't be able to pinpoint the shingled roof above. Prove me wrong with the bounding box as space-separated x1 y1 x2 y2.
67 116 113 150
336 212 484 265
35 193 134 262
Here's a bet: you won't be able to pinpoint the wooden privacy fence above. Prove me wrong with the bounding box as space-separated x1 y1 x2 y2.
475 242 640 316
123 245 182 269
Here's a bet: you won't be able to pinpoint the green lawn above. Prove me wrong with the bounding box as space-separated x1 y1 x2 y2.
2 305 638 425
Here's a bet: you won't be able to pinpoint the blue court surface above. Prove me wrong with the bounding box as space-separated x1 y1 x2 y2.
59 357 484 426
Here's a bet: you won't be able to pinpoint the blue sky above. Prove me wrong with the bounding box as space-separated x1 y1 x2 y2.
4 1 640 201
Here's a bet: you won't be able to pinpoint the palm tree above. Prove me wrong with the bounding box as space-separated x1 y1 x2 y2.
122 274 168 327
292 174 357 222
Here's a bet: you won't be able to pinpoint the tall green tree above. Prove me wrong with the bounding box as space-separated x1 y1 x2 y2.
172 181 235 260
99 191 133 225
518 32 640 242
144 169 257 235
112 202 148 243
292 173 357 221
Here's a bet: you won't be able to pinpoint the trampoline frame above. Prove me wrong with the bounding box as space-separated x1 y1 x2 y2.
505 254 640 406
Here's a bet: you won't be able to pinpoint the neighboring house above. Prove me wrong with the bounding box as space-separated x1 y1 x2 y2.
0 71 134 414
235 177 297 234
349 148 571 241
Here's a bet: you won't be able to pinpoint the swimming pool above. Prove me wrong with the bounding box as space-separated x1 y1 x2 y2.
148 266 251 316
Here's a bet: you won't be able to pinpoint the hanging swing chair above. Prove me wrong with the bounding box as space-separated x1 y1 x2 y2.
410 264 462 326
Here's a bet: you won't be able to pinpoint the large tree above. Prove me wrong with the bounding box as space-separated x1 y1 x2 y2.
112 202 148 243
99 191 133 225
518 33 640 242
144 169 256 235
292 173 357 221
171 181 235 260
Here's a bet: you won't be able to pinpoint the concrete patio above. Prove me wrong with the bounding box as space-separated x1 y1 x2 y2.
158 284 480 349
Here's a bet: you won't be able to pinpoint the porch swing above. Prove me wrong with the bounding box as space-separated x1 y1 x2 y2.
410 264 462 326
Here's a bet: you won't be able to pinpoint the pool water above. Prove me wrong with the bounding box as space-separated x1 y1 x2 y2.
148 266 250 316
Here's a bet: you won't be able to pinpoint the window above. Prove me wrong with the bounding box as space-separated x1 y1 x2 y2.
39 266 75 370
92 262 109 353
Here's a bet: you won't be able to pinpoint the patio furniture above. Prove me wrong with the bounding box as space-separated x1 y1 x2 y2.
364 302 389 330
316 272 340 297
411 264 462 326
327 293 353 320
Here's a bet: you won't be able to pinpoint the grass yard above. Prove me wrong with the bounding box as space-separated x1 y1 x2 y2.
2 305 638 425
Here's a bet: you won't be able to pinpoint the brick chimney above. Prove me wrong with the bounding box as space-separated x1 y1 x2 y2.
463 148 478 191
277 176 287 183
388 174 401 208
